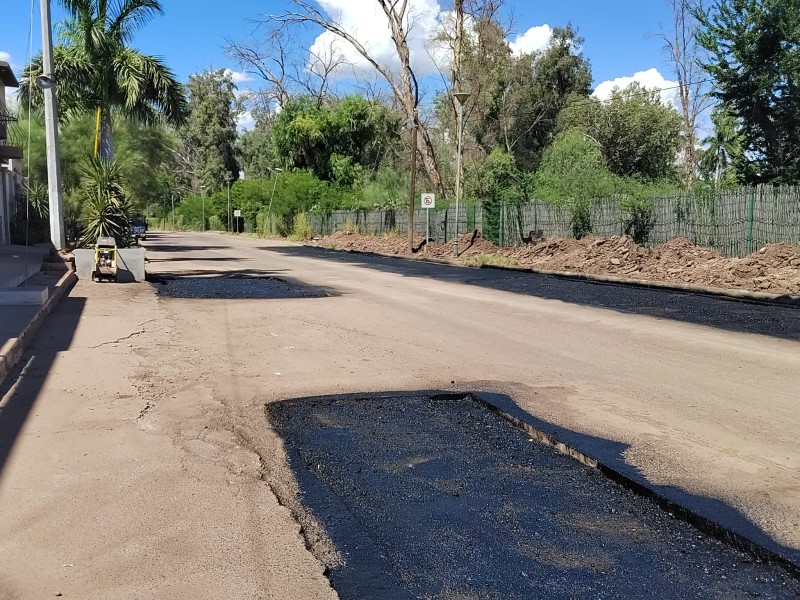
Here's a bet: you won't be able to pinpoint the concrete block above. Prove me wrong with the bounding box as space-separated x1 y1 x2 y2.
74 247 146 282
0 286 49 305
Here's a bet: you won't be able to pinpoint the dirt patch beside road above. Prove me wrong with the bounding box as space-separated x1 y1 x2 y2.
308 231 800 296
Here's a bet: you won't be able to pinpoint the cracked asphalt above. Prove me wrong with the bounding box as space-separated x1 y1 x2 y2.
1 231 798 598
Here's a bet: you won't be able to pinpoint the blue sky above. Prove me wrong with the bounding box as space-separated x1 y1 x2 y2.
2 0 679 109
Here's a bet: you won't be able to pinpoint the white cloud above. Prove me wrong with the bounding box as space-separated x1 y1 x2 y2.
593 68 680 109
237 110 256 133
306 1 552 82
225 69 254 85
509 25 552 57
309 0 443 79
0 51 12 65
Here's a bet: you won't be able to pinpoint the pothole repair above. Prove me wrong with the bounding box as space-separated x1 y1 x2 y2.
149 275 331 299
267 392 799 600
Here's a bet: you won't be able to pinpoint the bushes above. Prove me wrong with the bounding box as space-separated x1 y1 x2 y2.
78 158 134 248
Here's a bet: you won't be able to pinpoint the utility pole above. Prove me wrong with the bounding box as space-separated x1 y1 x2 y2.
453 91 470 258
408 112 418 254
39 0 65 249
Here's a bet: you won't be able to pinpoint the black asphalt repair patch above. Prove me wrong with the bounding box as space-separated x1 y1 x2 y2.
269 393 800 600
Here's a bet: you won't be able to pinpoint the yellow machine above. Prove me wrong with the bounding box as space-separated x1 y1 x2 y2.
92 236 118 282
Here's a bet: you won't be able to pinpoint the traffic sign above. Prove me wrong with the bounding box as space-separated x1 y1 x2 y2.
233 209 241 217
421 193 435 209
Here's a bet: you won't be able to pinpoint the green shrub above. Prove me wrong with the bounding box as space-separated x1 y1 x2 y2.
207 215 225 231
290 213 313 240
78 157 134 247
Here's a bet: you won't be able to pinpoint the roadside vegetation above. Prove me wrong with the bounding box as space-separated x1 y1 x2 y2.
11 0 800 249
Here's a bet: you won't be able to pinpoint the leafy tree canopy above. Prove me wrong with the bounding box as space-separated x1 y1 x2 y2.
697 0 800 183
20 0 187 159
184 68 241 193
557 83 682 181
271 95 400 187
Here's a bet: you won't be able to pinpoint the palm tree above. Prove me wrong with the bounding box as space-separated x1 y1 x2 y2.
20 0 187 160
701 107 743 186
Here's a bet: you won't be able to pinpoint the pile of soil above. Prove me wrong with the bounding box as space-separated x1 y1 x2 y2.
308 230 800 297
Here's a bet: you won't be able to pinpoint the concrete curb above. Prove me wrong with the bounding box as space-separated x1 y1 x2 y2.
0 270 78 388
307 244 800 308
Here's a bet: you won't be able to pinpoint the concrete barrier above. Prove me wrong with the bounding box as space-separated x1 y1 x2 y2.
74 247 146 282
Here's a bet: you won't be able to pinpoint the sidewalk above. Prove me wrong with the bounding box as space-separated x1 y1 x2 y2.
0 244 77 387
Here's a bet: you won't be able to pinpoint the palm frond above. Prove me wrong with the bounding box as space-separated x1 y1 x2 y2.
113 48 188 126
109 0 163 43
59 0 94 18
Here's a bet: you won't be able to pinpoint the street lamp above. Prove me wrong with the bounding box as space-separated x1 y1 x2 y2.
453 91 470 257
200 185 206 231
267 168 283 236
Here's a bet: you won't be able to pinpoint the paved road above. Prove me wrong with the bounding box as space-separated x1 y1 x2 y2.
1 230 798 598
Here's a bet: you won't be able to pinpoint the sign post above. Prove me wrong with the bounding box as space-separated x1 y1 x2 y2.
421 193 435 252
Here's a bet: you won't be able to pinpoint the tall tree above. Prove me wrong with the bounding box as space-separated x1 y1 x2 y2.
184 69 240 192
272 1 446 196
700 105 743 185
20 0 187 160
558 83 682 180
697 0 800 183
271 95 399 186
659 0 712 188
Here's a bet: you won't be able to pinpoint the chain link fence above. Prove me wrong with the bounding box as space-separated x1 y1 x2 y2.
307 186 800 258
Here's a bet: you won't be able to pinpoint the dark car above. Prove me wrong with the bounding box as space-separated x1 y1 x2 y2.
131 218 148 241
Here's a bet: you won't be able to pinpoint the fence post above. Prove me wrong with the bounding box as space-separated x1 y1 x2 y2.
500 202 505 247
747 187 755 254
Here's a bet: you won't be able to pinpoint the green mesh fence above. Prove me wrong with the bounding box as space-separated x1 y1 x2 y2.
307 186 800 258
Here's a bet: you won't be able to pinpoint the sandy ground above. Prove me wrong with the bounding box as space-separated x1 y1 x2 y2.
309 231 800 296
1 230 799 597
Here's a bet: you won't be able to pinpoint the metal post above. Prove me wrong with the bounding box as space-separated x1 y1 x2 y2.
227 178 232 233
39 0 65 249
453 92 470 257
425 206 430 253
408 113 418 254
747 187 756 254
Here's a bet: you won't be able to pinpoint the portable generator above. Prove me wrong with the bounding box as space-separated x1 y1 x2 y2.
92 236 118 282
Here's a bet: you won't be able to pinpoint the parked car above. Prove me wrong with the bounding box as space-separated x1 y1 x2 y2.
131 218 148 242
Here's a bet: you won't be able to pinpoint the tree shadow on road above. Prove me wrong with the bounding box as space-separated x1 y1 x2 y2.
265 245 800 341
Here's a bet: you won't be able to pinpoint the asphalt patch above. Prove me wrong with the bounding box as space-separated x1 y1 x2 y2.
268 393 800 600
149 275 330 299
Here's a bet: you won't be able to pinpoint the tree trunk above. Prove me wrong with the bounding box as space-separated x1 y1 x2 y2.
99 110 114 161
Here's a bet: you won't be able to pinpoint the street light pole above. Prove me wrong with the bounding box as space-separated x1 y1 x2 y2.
39 0 65 249
267 168 283 236
453 91 470 258
200 185 206 232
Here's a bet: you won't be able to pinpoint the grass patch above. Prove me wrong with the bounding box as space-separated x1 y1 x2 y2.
461 254 520 269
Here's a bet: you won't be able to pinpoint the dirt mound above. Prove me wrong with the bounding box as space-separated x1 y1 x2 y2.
308 231 800 297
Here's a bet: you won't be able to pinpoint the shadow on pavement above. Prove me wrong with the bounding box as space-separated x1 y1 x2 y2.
267 390 799 600
146 256 250 263
265 245 800 341
0 296 85 479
